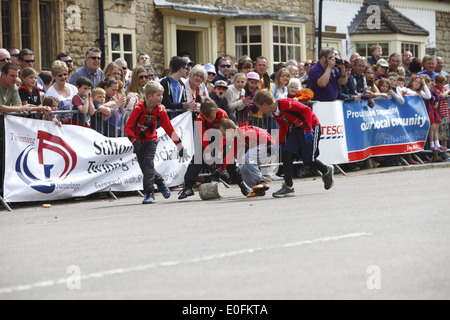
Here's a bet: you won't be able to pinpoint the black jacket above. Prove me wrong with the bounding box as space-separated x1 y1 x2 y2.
160 76 188 110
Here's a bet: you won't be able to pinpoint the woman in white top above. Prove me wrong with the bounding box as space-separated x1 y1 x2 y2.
184 64 209 106
45 60 78 123
271 68 290 100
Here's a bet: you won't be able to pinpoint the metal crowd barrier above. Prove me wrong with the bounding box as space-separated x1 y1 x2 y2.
1 105 448 211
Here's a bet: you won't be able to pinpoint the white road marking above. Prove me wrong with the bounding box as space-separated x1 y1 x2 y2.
0 232 372 294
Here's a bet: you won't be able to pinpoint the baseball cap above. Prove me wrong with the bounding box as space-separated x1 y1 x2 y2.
246 72 260 81
204 63 216 75
377 59 389 68
182 57 195 66
214 80 228 88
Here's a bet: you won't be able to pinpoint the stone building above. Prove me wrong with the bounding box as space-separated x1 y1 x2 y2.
315 0 450 70
0 0 316 75
1 0 448 75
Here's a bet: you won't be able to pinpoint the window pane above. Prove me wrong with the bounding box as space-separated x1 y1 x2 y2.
356 43 367 57
40 2 52 69
274 45 279 62
273 26 279 43
280 26 286 44
380 43 389 58
288 46 294 60
281 46 286 62
296 46 301 61
287 27 293 44
123 34 132 52
294 27 300 45
249 26 261 43
124 53 133 69
1 0 12 48
236 45 248 58
249 45 261 61
112 53 121 62
21 0 31 49
235 26 247 43
111 34 120 52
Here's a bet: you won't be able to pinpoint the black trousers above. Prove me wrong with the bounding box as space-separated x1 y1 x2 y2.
135 140 165 194
282 126 328 187
184 148 243 189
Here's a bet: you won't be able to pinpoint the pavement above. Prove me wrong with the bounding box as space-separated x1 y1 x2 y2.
0 162 449 301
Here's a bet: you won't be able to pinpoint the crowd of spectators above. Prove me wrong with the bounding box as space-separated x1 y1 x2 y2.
1 45 449 170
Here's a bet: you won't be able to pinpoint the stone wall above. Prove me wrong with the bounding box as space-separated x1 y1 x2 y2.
62 0 315 74
436 11 450 72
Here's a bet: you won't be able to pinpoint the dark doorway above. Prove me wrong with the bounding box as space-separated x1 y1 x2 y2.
177 30 197 63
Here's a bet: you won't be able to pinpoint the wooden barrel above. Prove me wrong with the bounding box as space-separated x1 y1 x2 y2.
199 182 225 200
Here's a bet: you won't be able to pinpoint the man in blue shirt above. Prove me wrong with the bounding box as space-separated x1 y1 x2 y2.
418 56 437 79
69 48 105 88
160 56 198 112
309 48 348 101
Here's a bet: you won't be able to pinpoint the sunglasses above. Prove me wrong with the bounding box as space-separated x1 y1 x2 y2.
0 58 11 63
63 60 73 64
220 65 232 68
10 54 19 57
121 67 127 70
88 56 101 60
207 72 216 76
23 59 35 63
215 87 228 91
139 75 149 80
57 73 68 78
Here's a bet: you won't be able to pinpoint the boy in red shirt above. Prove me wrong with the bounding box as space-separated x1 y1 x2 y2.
218 119 276 197
253 90 334 197
178 98 251 200
125 81 189 204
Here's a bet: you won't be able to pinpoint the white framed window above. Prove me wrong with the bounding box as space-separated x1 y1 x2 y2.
272 25 302 65
226 20 306 74
234 25 263 60
401 43 419 57
108 28 136 69
355 42 389 60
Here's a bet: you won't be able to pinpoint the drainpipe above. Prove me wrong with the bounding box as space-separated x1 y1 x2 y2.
98 0 106 69
318 0 323 58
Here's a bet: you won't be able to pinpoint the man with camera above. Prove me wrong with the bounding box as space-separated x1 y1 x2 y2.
309 48 348 102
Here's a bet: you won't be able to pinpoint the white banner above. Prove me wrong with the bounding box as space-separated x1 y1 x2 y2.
312 101 349 165
3 111 195 202
154 111 194 187
4 116 144 202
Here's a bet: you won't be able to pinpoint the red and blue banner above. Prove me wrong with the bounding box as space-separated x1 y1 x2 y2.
315 96 430 164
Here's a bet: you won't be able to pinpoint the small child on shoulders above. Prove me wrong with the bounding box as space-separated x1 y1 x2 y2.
368 45 382 66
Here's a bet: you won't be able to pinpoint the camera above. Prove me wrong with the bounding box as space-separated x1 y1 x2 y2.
335 58 343 65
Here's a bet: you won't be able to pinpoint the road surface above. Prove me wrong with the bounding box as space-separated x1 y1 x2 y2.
0 166 449 301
